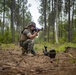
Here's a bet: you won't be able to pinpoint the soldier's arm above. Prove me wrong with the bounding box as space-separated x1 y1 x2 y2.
23 29 38 39
27 32 38 39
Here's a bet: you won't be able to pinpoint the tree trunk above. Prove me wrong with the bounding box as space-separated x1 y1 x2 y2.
44 0 47 41
2 0 5 36
68 0 71 42
55 0 59 44
71 1 74 42
47 0 50 42
11 0 15 43
22 0 25 28
52 0 55 44
16 0 20 32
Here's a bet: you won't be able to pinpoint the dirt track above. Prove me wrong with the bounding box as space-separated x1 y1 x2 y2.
0 47 76 75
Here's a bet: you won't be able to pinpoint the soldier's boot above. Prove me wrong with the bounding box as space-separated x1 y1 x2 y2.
31 50 36 56
21 48 28 55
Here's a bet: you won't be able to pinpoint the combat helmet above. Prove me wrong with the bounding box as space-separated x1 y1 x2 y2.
27 21 36 27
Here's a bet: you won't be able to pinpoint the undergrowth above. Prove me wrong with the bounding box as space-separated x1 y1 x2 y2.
0 42 76 52
34 42 76 52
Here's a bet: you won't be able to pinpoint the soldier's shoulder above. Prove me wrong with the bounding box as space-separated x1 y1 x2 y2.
23 29 30 34
24 29 29 32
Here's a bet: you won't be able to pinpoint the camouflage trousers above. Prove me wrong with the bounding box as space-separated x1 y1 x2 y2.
20 39 36 55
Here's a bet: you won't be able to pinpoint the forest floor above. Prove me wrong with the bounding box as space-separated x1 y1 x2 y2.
0 45 76 75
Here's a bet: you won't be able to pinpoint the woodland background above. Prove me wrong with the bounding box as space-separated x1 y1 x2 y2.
0 1 76 75
0 0 76 44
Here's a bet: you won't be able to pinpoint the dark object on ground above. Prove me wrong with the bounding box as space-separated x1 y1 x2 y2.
43 46 48 56
64 46 76 53
64 46 71 53
48 49 56 58
43 46 56 58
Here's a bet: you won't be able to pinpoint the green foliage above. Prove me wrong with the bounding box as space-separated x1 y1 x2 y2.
34 41 51 51
34 46 39 51
34 42 76 52
1 44 16 49
15 32 19 43
59 37 65 43
74 9 76 15
0 0 76 44
1 32 12 44
54 43 76 52
0 35 4 43
70 58 76 63
34 31 44 43
72 28 76 43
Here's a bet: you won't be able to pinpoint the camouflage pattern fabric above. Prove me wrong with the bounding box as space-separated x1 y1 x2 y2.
20 39 36 55
27 21 36 27
20 23 36 55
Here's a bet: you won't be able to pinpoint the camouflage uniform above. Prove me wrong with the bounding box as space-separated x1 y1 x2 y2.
20 22 36 55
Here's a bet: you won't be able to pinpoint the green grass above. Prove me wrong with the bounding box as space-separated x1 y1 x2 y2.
34 42 76 52
0 42 76 52
70 58 76 63
1 44 17 49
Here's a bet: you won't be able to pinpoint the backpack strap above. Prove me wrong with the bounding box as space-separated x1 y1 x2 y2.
21 28 28 34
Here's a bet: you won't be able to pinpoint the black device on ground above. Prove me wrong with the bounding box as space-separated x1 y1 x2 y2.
43 46 48 56
43 46 56 58
48 49 56 58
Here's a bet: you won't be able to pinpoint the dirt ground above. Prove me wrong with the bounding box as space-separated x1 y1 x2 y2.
0 46 76 75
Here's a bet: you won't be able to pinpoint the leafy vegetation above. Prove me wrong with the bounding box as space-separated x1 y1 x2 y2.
0 0 76 45
34 42 76 52
1 42 76 53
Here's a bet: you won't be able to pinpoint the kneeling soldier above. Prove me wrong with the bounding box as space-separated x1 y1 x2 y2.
20 21 39 55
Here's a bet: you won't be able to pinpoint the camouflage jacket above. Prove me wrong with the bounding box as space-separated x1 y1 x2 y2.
20 28 33 41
